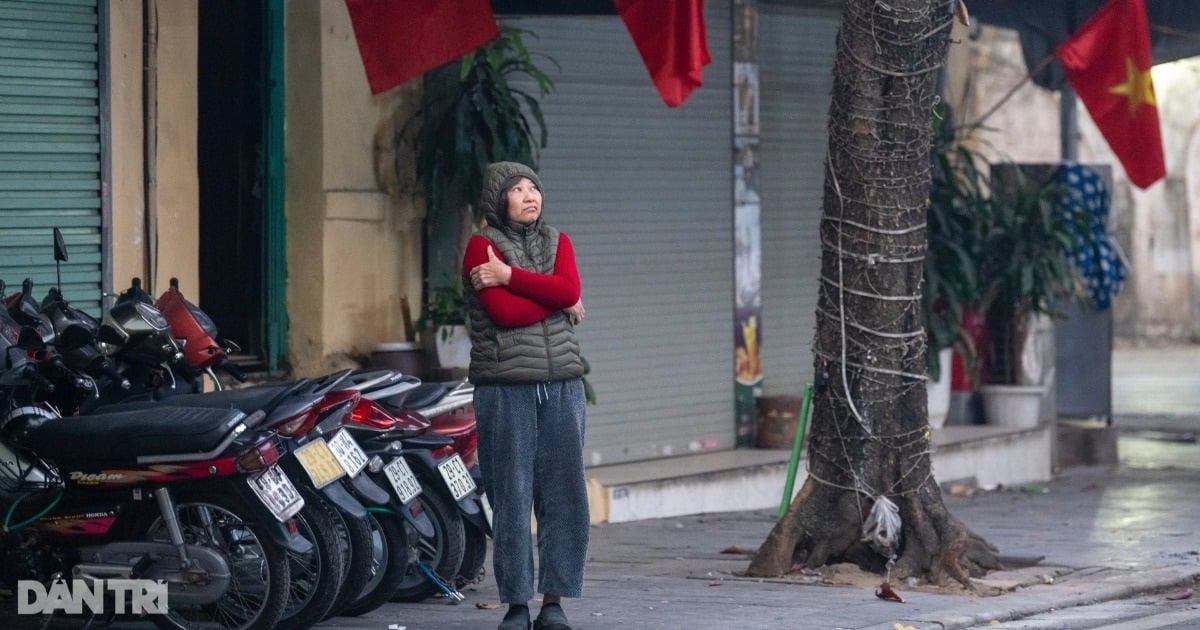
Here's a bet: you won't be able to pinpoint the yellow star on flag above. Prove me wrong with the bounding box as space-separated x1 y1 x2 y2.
1107 56 1156 114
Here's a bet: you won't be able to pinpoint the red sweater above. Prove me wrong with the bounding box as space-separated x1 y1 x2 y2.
462 232 581 328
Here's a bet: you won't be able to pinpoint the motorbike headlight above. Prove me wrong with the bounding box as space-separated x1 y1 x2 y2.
133 301 170 330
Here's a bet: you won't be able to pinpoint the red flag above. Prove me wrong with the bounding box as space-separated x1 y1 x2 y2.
615 0 712 108
344 0 499 95
1056 0 1165 189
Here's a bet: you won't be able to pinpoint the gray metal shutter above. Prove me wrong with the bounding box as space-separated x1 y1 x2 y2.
759 4 839 395
0 0 103 314
507 1 734 466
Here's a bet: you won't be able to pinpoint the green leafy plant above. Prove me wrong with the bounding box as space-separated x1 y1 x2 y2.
415 281 467 341
924 106 1095 385
406 26 557 222
976 165 1095 385
923 107 989 380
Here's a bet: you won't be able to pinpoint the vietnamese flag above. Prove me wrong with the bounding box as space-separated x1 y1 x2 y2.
344 0 499 95
615 0 712 108
1056 0 1165 189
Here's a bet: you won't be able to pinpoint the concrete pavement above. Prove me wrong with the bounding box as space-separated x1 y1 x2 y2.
317 345 1200 629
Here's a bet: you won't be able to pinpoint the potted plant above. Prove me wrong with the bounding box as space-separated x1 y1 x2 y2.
970 164 1095 427
416 280 470 370
924 109 990 427
924 106 1096 427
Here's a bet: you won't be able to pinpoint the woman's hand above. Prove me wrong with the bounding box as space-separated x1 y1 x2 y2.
470 245 512 290
564 299 585 324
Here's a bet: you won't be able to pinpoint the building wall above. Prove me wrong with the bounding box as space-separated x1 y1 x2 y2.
107 0 198 298
108 0 144 290
284 0 423 377
105 0 424 377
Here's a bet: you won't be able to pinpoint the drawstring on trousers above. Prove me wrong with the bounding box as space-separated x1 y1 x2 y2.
536 382 550 405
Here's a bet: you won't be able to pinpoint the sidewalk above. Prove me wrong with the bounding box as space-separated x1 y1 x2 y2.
323 457 1199 630
318 345 1200 629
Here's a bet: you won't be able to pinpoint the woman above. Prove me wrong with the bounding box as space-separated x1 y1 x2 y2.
463 161 589 630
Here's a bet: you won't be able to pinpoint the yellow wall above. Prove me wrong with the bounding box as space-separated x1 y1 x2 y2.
106 0 199 300
106 0 423 377
285 0 424 377
107 0 144 292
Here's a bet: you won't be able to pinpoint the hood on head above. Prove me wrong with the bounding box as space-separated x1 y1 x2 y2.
480 161 543 227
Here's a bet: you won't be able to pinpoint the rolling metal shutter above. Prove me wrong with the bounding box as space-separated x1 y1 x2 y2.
506 1 734 466
0 0 103 314
759 4 839 395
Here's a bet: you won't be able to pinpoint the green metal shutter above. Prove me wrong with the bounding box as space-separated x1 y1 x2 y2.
759 4 839 396
506 0 734 467
0 0 103 313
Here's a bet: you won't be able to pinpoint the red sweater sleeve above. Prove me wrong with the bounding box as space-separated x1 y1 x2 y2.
462 233 581 328
507 233 581 309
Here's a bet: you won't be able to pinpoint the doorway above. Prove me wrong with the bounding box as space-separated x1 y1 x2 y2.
197 0 266 369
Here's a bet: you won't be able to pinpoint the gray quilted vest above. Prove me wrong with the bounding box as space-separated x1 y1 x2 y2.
465 161 584 384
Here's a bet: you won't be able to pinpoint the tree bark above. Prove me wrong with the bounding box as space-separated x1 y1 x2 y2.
746 0 1002 587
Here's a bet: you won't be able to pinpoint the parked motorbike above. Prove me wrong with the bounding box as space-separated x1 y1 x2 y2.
347 372 491 601
0 326 308 629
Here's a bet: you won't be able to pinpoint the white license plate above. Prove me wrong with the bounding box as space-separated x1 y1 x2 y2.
437 453 476 501
382 456 422 504
327 430 369 478
293 437 346 489
248 465 304 522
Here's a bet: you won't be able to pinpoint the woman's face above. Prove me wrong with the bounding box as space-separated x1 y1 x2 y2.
505 177 542 225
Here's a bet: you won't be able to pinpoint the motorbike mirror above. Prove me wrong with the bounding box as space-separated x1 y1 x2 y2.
53 227 68 262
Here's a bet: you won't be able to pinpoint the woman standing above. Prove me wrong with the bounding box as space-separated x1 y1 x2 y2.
463 161 589 630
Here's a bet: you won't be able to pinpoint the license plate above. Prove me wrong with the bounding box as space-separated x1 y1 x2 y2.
293 437 346 489
437 453 476 501
327 430 369 478
248 465 304 521
382 456 422 504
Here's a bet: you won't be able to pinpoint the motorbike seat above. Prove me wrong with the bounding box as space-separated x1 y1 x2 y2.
383 383 448 411
9 405 249 463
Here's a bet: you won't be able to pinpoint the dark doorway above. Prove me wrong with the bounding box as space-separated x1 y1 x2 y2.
197 0 265 368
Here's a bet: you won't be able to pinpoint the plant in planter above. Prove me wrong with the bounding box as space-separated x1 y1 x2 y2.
924 107 1096 427
924 108 989 382
971 165 1096 426
416 280 470 369
923 107 992 427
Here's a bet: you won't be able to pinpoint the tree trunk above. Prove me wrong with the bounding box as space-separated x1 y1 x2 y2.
746 0 1002 587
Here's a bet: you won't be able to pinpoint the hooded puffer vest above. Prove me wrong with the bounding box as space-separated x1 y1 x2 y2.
466 161 584 384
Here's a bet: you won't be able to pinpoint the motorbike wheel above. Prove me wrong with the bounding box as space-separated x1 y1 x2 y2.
145 491 290 630
321 504 376 619
455 519 489 588
390 482 466 603
275 489 347 630
337 509 412 617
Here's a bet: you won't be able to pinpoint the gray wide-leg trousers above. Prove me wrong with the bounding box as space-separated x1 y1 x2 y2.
474 379 589 604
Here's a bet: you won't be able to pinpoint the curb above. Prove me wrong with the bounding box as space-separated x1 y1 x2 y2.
861 564 1200 630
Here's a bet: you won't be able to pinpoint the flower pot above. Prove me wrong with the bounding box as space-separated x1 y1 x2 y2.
433 325 472 369
927 348 953 429
978 384 1045 428
370 341 428 380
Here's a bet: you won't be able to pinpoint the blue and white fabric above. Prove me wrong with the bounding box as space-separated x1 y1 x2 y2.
1059 163 1126 309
